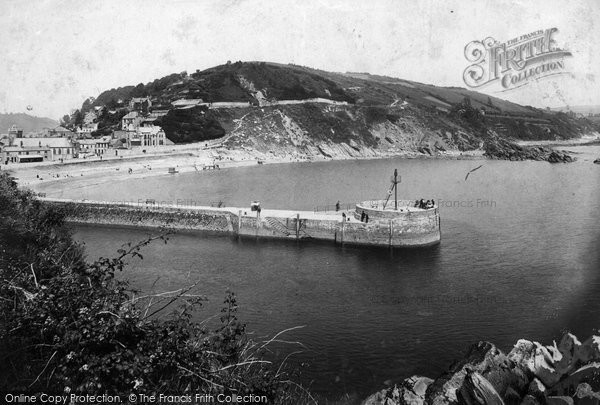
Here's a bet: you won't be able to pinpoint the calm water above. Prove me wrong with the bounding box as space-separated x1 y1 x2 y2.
69 146 600 402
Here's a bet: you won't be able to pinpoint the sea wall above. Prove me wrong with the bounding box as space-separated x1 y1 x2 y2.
236 210 440 247
44 198 236 233
41 198 440 248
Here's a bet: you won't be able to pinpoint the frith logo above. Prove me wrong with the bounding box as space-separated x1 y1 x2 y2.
463 28 572 91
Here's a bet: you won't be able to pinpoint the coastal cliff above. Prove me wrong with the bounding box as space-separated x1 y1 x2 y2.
363 332 600 405
65 62 599 163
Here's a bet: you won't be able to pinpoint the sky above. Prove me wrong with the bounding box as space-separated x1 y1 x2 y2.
0 0 598 119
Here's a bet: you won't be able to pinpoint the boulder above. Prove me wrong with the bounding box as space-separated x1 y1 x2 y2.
575 382 600 401
504 386 522 405
508 340 562 387
400 375 433 402
457 370 504 405
526 378 547 402
554 333 582 375
549 362 600 397
546 396 574 405
362 376 433 405
426 342 528 404
520 394 541 405
547 151 574 163
576 335 600 363
593 158 600 164
418 146 432 156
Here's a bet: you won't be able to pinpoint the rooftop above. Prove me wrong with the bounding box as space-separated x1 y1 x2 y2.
18 138 73 148
122 111 139 119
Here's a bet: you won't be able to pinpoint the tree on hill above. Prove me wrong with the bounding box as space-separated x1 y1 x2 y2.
156 107 226 143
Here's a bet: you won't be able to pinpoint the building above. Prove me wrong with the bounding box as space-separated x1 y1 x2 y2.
2 145 47 163
76 136 111 156
76 122 99 137
1 137 74 163
121 111 142 131
129 97 152 111
83 111 97 125
140 117 159 127
136 126 167 147
148 109 169 118
49 126 76 138
8 125 23 138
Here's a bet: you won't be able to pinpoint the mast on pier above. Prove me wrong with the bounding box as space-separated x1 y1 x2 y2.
382 169 401 210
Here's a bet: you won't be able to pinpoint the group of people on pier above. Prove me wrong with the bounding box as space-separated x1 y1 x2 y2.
416 199 435 209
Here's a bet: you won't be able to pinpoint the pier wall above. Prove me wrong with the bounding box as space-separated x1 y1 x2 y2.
41 198 440 248
236 210 440 247
44 199 236 233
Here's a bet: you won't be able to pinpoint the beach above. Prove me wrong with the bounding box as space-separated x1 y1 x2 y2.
6 142 486 196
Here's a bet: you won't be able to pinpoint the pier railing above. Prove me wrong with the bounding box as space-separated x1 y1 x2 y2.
358 199 416 210
313 202 356 213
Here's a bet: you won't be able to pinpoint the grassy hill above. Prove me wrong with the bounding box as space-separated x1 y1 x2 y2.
0 113 58 134
70 61 600 160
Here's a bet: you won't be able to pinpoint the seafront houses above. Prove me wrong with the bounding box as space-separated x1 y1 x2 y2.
119 106 170 148
1 137 75 163
137 126 167 147
76 136 111 157
116 126 168 148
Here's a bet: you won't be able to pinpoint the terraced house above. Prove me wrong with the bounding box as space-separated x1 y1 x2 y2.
1 137 75 163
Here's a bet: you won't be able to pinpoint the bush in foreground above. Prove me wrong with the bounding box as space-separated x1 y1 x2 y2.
0 173 311 402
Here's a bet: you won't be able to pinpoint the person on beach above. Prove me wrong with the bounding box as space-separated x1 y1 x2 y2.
342 212 346 221
365 214 369 223
335 201 340 212
361 211 365 222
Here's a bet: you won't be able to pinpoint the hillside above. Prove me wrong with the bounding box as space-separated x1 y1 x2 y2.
0 113 58 134
69 61 600 161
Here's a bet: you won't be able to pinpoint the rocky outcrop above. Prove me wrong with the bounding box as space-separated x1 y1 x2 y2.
483 136 574 163
362 332 600 405
363 376 433 405
547 151 574 163
594 158 600 164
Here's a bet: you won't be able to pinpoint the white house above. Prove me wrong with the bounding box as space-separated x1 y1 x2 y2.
121 111 142 131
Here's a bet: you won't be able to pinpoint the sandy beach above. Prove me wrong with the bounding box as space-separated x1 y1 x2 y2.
6 143 486 196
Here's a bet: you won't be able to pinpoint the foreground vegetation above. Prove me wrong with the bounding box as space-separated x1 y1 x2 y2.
0 173 310 402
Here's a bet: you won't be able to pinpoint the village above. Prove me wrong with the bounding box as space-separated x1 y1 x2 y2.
0 96 174 165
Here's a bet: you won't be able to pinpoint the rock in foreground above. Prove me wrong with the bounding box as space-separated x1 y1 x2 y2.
363 332 600 405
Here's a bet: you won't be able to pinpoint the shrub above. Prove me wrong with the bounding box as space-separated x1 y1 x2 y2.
0 173 310 402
